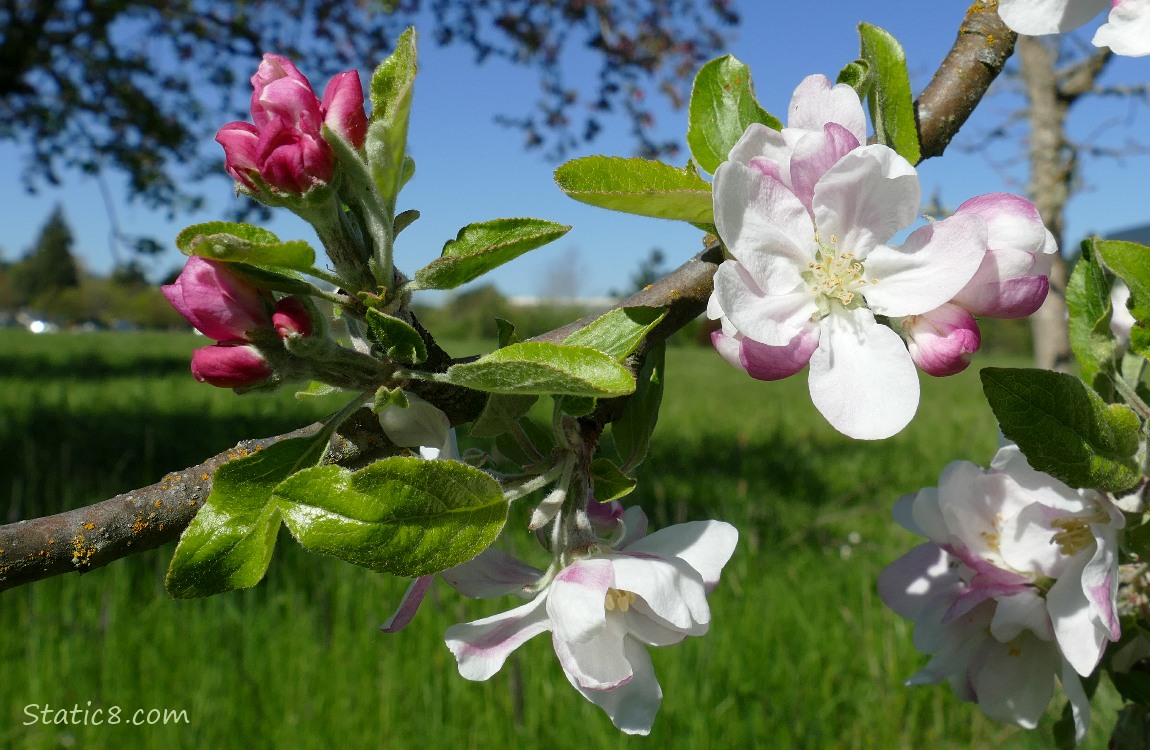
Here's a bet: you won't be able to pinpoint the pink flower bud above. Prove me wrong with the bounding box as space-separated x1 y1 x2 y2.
191 344 273 388
904 303 982 377
951 193 1056 319
272 297 314 339
322 70 368 149
216 54 367 194
162 257 272 342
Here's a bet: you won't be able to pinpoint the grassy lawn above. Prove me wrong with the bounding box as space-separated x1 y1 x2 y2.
0 329 1118 748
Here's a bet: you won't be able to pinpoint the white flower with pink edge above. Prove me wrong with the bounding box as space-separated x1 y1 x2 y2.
879 443 1124 741
432 507 738 735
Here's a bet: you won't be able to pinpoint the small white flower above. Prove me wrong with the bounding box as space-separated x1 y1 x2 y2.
441 507 738 735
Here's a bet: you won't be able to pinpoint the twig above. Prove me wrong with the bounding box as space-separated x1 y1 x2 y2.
915 1 1017 161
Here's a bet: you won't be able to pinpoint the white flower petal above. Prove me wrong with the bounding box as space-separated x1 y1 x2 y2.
989 589 1052 642
807 307 919 439
380 575 434 633
378 392 451 451
622 520 739 590
1094 0 1150 56
787 74 868 145
713 261 818 345
863 214 986 317
441 547 543 599
1062 660 1092 743
1048 556 1107 676
445 596 551 681
610 553 709 632
623 609 689 647
788 123 860 212
548 558 613 643
564 637 663 736
811 145 920 258
727 122 791 168
553 613 633 690
968 632 1058 729
877 542 958 622
713 161 814 293
998 0 1109 34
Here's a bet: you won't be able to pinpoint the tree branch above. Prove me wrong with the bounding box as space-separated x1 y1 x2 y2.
0 2 1018 591
915 1 1017 161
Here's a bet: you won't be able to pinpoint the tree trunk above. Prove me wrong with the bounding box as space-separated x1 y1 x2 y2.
1017 36 1073 372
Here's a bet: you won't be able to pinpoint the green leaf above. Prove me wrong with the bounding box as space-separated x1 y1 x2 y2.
275 457 508 576
1066 240 1117 384
394 209 420 236
1095 239 1150 360
366 308 427 364
590 457 637 502
368 27 417 211
165 435 329 598
469 393 538 439
371 385 409 414
686 55 782 175
1111 704 1150 750
224 262 318 296
175 222 316 271
981 367 1140 492
563 306 667 361
1051 701 1076 750
858 23 920 164
612 342 665 473
496 318 519 348
837 59 872 97
1114 672 1150 708
442 341 636 397
554 156 713 224
413 218 571 291
556 394 596 417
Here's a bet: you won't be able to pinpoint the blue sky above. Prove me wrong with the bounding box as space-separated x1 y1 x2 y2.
2 2 1148 300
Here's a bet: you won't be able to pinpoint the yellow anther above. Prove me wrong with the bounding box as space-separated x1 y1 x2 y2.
604 588 637 613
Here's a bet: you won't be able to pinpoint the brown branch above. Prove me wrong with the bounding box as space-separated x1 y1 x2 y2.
916 1 1017 161
0 2 1018 591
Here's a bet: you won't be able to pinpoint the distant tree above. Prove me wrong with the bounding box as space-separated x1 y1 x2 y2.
614 247 667 297
10 205 80 307
1 0 738 215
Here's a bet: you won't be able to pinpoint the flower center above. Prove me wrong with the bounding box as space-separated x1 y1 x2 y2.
1051 504 1110 557
604 588 637 613
803 233 875 312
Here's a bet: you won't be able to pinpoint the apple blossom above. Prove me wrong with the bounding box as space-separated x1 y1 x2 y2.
162 256 273 343
441 506 738 734
710 139 987 439
216 54 368 194
998 0 1150 56
879 443 1124 740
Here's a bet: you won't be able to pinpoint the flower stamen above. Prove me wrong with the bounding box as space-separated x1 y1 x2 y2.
604 588 637 613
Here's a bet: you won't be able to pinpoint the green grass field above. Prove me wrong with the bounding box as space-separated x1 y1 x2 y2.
0 329 1118 749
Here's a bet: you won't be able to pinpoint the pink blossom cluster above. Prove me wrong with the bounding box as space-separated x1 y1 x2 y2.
707 75 1056 439
878 443 1123 741
216 54 368 195
162 256 312 387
